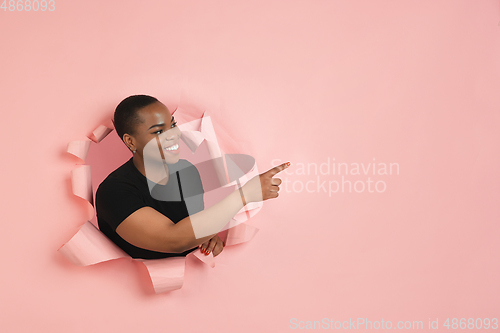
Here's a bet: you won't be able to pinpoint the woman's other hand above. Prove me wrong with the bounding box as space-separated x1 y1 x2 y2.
199 234 225 256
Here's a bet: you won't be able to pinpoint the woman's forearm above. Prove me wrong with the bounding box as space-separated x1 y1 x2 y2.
169 189 245 252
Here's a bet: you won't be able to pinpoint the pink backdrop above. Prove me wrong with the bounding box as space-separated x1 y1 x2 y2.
1 1 499 332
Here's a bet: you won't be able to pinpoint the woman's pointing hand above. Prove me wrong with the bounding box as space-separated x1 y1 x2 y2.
241 162 291 203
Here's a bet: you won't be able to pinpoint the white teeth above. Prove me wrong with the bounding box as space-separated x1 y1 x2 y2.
165 144 179 151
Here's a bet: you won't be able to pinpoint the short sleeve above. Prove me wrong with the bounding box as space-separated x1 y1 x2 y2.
95 178 148 231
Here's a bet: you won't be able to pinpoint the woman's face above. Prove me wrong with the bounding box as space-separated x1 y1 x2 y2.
127 101 181 165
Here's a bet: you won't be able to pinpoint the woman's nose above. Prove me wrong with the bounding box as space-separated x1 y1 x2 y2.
165 127 181 140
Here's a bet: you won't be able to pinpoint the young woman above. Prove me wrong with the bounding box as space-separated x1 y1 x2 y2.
95 95 289 259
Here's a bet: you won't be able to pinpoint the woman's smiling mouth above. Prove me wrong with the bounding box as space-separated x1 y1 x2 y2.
164 143 180 154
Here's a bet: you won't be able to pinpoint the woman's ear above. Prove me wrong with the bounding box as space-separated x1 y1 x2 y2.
123 133 136 153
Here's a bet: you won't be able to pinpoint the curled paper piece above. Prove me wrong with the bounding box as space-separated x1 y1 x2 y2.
88 125 113 143
58 220 128 266
71 165 94 220
67 140 91 163
67 125 113 163
60 109 261 293
138 257 187 293
71 165 92 204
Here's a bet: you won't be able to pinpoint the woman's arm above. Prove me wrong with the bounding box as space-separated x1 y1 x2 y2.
115 162 289 253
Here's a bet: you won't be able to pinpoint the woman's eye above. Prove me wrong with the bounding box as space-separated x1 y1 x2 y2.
152 122 176 134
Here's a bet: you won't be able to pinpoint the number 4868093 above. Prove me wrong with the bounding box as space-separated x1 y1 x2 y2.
1 0 55 11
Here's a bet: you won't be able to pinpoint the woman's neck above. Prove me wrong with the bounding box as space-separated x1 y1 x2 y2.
132 154 170 185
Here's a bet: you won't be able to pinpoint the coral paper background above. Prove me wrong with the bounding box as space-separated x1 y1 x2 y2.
0 1 499 332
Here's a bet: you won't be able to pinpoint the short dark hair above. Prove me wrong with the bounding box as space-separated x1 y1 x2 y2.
114 95 159 141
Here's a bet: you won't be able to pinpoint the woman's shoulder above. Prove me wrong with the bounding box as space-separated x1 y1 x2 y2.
97 159 140 193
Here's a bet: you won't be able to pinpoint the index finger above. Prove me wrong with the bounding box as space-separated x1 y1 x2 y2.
265 162 291 177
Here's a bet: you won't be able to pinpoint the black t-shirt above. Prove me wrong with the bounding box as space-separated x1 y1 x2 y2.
95 157 205 259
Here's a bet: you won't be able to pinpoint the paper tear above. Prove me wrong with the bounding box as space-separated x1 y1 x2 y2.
60 106 261 293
